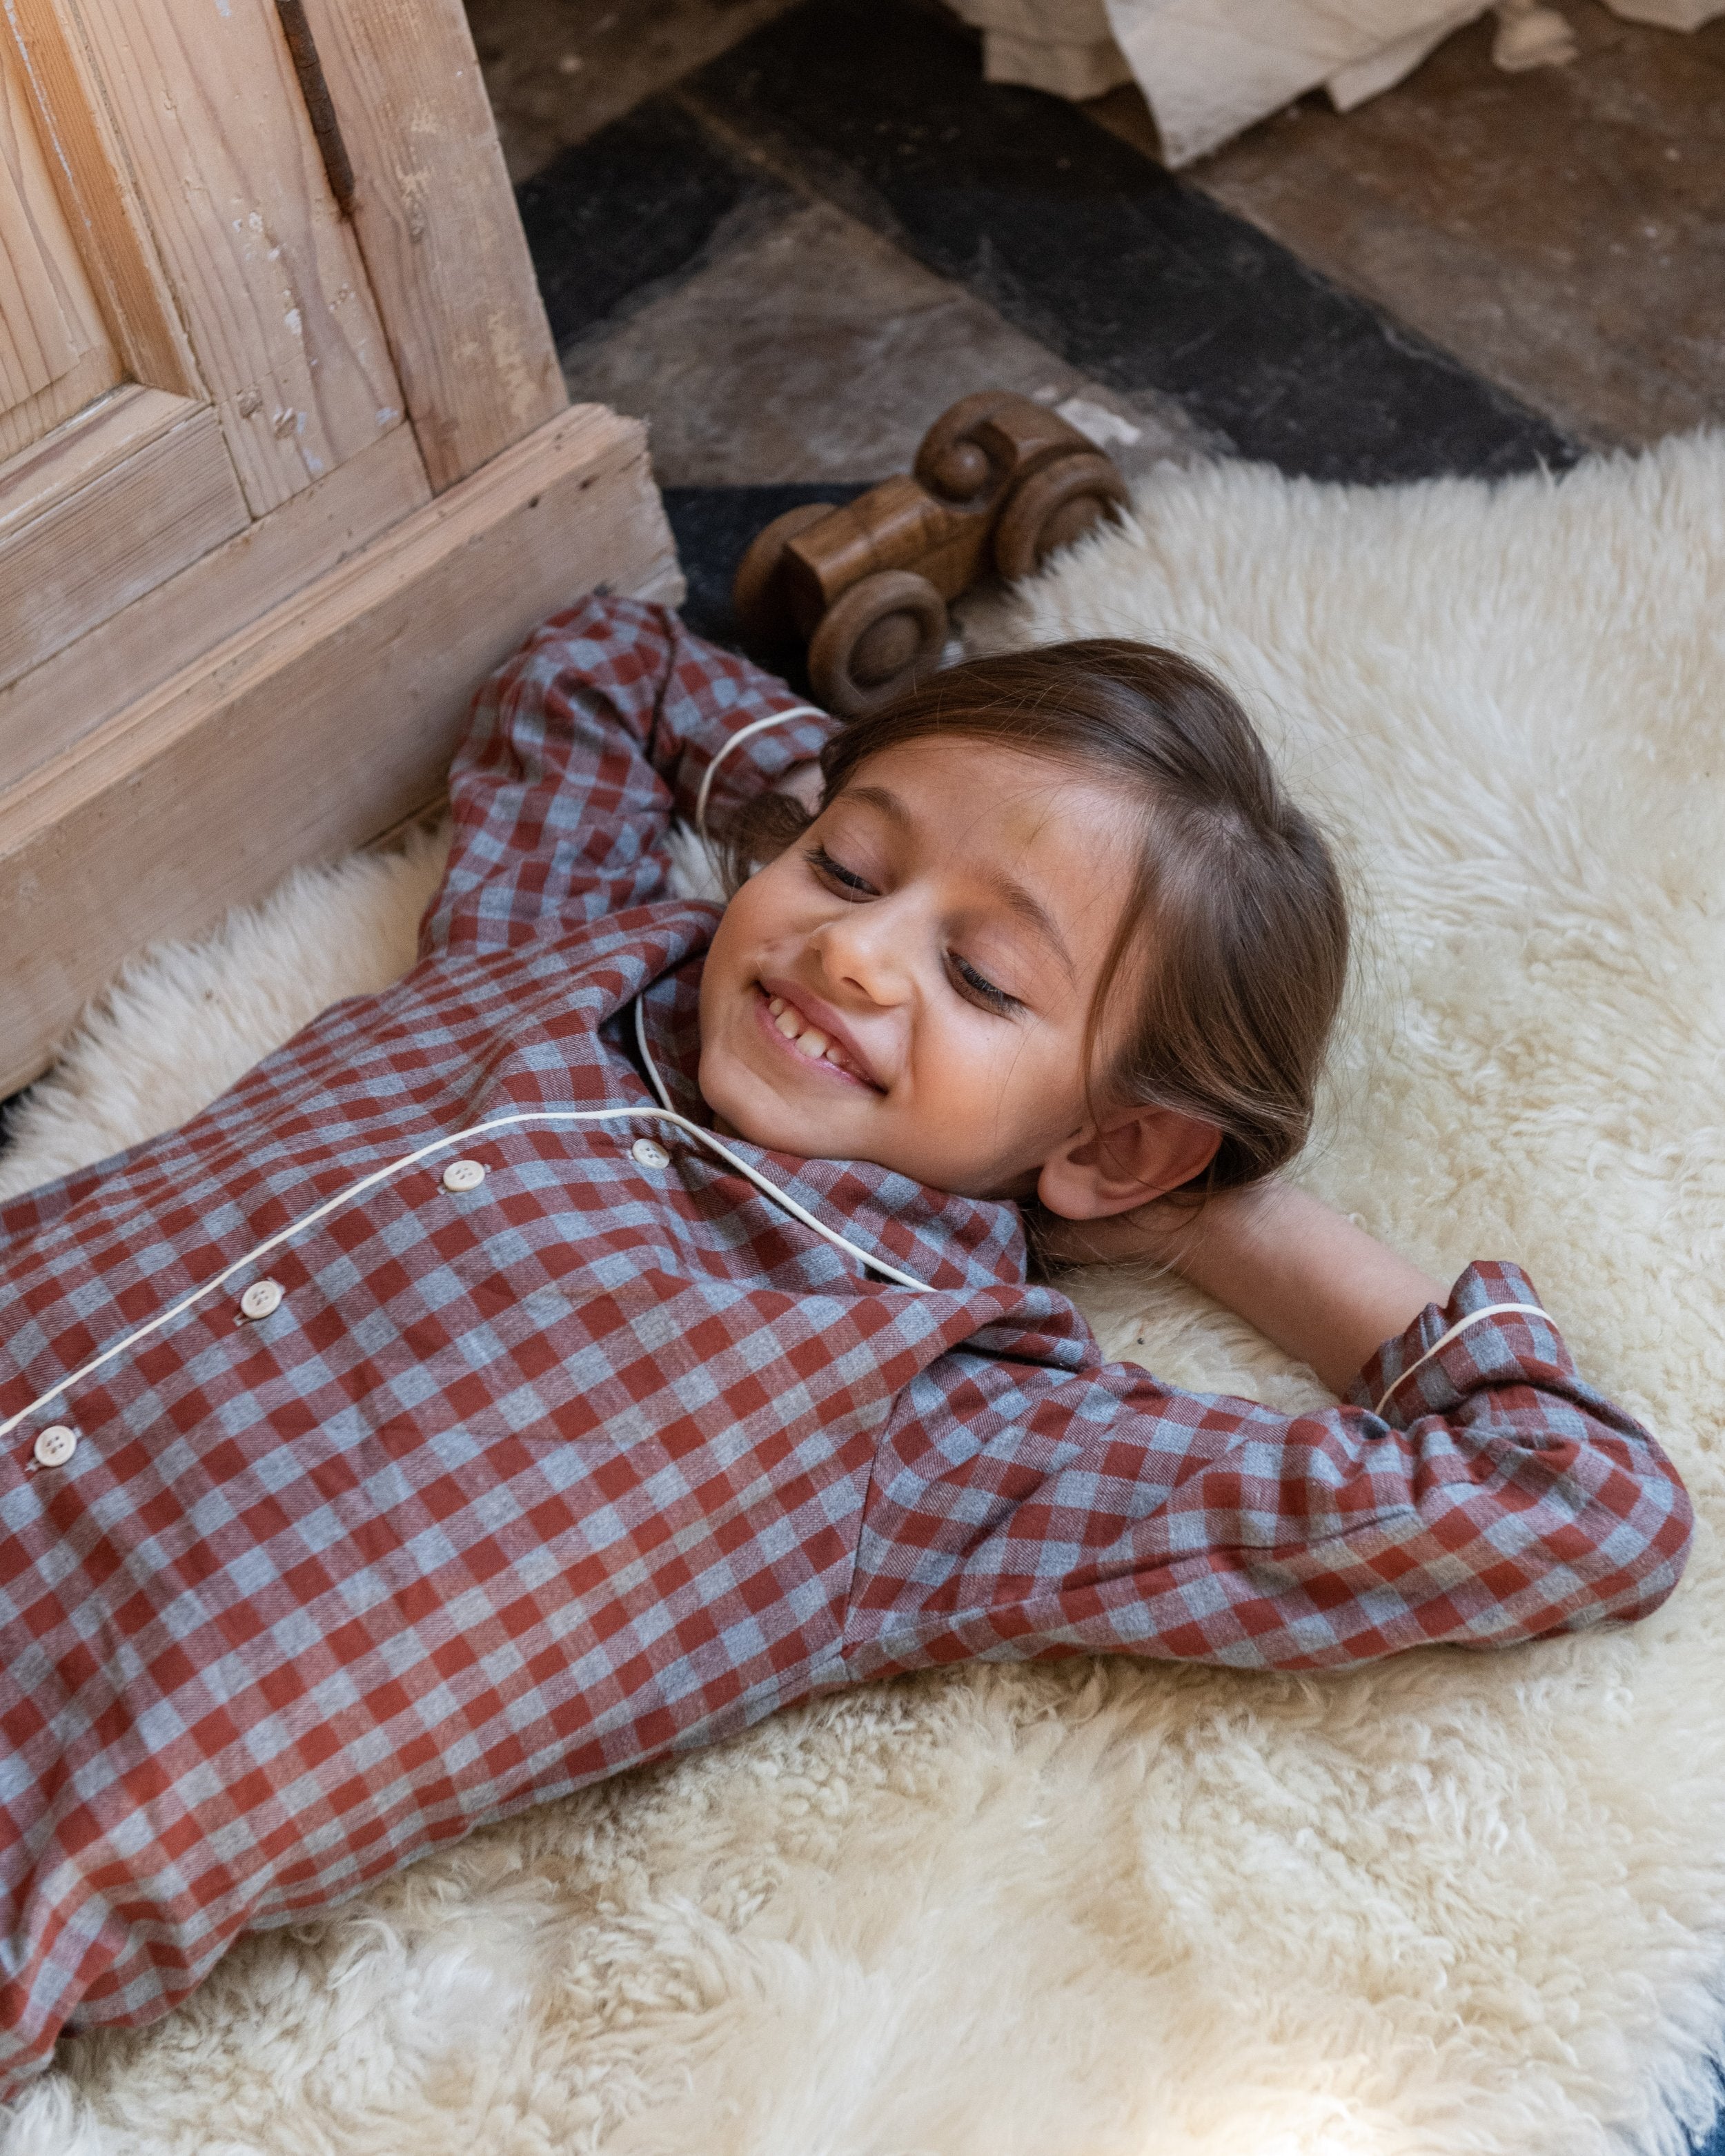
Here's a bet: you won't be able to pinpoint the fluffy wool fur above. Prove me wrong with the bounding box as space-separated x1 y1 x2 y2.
6 435 1725 2155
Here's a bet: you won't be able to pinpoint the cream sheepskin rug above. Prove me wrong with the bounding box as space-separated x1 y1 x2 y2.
6 435 1725 2156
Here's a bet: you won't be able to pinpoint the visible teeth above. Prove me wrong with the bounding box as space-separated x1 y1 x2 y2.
765 993 864 1077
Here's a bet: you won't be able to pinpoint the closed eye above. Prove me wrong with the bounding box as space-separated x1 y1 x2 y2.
806 842 875 898
949 952 1023 1016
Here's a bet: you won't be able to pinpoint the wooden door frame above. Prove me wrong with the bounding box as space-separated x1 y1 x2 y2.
298 0 566 492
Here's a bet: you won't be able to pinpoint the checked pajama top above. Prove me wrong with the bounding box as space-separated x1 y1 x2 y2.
0 595 1693 2097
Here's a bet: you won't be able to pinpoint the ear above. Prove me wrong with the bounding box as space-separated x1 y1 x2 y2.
1035 1103 1221 1221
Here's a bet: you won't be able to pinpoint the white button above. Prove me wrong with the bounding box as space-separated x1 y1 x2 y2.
33 1425 77 1469
239 1278 285 1321
442 1158 486 1194
631 1138 671 1170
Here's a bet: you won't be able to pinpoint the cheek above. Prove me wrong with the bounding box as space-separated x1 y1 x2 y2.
704 864 830 1031
718 858 813 950
926 1018 1078 1135
707 876 776 982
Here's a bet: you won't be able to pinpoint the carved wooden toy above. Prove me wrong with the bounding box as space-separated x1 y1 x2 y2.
732 389 1131 715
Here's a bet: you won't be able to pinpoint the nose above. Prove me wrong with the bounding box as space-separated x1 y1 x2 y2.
811 893 914 1008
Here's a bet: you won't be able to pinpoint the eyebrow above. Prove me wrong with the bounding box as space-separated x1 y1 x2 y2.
842 782 1077 982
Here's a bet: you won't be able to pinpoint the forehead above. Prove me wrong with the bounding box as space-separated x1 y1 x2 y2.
840 733 1141 862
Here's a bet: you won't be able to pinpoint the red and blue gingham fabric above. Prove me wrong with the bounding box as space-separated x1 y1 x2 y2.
0 596 1692 2098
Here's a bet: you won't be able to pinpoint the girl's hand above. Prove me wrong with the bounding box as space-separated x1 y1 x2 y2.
1043 1180 1447 1398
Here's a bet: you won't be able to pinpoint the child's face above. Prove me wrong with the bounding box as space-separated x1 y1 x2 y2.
698 737 1143 1200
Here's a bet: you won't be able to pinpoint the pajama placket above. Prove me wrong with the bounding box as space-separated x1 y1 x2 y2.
0 597 1692 2097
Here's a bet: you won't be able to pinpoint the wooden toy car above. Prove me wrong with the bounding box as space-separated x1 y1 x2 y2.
732 389 1131 715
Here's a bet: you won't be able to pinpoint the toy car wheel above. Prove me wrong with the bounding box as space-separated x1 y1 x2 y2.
733 503 834 651
808 571 948 718
994 452 1129 582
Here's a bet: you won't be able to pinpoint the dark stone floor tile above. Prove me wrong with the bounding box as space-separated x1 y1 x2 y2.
515 98 790 348
689 0 1579 483
562 190 1215 484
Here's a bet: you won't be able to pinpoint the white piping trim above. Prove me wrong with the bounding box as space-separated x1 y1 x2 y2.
694 706 827 840
620 999 930 1290
3 1095 933 1443
1374 1303 1548 1418
632 993 676 1113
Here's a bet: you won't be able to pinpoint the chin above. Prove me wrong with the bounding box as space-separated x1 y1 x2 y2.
698 1031 1016 1194
717 1097 807 1155
698 1048 811 1154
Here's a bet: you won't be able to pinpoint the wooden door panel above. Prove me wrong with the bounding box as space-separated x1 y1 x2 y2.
5 0 201 398
21 0 408 517
0 385 248 691
0 37 122 458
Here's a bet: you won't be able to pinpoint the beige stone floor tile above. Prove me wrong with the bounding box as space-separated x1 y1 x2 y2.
561 192 1216 483
468 0 802 179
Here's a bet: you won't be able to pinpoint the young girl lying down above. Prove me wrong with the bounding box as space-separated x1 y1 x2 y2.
0 595 1691 2095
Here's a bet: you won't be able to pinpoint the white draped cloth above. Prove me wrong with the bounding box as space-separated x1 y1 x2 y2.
947 0 1725 165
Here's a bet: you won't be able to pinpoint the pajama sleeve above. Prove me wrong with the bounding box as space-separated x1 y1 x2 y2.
420 594 834 957
842 1262 1693 1673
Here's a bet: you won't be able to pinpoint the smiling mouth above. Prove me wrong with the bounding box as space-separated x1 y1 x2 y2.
756 987 879 1089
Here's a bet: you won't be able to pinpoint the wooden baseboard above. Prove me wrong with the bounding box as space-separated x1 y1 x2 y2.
0 402 682 1098
0 424 435 797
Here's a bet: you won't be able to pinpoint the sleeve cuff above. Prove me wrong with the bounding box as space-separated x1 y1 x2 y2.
1346 1260 1574 1427
692 701 836 836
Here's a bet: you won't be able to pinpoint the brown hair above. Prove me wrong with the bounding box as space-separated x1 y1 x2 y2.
723 640 1348 1194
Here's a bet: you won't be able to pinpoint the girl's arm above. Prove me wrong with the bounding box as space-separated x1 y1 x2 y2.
420 595 831 958
1045 1182 1447 1396
841 1256 1693 1675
